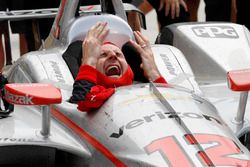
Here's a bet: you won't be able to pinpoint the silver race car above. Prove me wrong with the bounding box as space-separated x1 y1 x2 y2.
1 0 250 166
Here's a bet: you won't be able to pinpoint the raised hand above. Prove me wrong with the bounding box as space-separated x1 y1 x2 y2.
129 31 161 81
159 0 188 19
81 22 109 67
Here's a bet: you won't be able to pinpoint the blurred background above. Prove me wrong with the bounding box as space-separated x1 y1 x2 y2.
8 0 206 61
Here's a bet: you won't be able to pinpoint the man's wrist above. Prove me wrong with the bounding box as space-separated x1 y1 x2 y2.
81 58 97 68
148 71 161 81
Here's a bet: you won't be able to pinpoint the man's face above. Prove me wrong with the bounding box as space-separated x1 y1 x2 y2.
96 44 128 79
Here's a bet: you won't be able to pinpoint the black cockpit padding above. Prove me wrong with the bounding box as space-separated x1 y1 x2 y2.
63 40 147 82
122 42 147 82
62 41 82 79
155 26 174 45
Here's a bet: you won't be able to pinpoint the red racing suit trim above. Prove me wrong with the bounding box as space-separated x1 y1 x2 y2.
154 76 167 84
76 65 97 84
72 65 167 112
77 85 114 111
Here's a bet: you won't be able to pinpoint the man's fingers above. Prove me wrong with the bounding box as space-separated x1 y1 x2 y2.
86 22 100 40
96 22 108 37
133 31 145 46
85 22 110 44
87 22 107 38
165 0 170 16
134 31 150 48
180 0 188 12
129 39 144 54
140 63 143 69
91 21 102 30
88 22 101 36
99 28 110 42
174 1 180 18
136 31 148 42
159 0 165 11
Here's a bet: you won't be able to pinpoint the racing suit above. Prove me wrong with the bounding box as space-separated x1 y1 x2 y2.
70 64 167 111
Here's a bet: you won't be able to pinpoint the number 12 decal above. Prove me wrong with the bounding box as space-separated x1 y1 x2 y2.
145 134 250 167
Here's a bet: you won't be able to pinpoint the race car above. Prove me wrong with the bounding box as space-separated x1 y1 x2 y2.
1 0 250 166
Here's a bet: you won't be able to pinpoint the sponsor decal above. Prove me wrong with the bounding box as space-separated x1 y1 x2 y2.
160 54 177 76
9 84 49 87
192 26 239 38
110 111 224 138
50 61 65 83
0 138 36 142
5 90 33 105
145 134 250 167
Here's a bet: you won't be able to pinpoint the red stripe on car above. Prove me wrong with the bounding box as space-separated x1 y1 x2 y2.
51 108 127 167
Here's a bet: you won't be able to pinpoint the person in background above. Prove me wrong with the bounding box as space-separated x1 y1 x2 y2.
0 0 7 70
137 0 189 31
148 0 189 30
0 0 11 70
9 0 60 55
9 0 35 55
204 0 231 21
236 0 250 30
79 0 189 31
186 0 235 22
0 22 5 71
70 22 167 111
186 0 200 21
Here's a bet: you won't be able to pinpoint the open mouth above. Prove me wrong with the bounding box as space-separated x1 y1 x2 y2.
105 65 121 78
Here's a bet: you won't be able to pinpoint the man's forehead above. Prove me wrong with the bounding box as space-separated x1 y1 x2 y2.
101 44 122 52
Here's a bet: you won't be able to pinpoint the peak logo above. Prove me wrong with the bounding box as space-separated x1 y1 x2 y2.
192 26 239 38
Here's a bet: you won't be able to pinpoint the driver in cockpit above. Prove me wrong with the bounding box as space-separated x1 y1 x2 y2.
70 22 167 111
